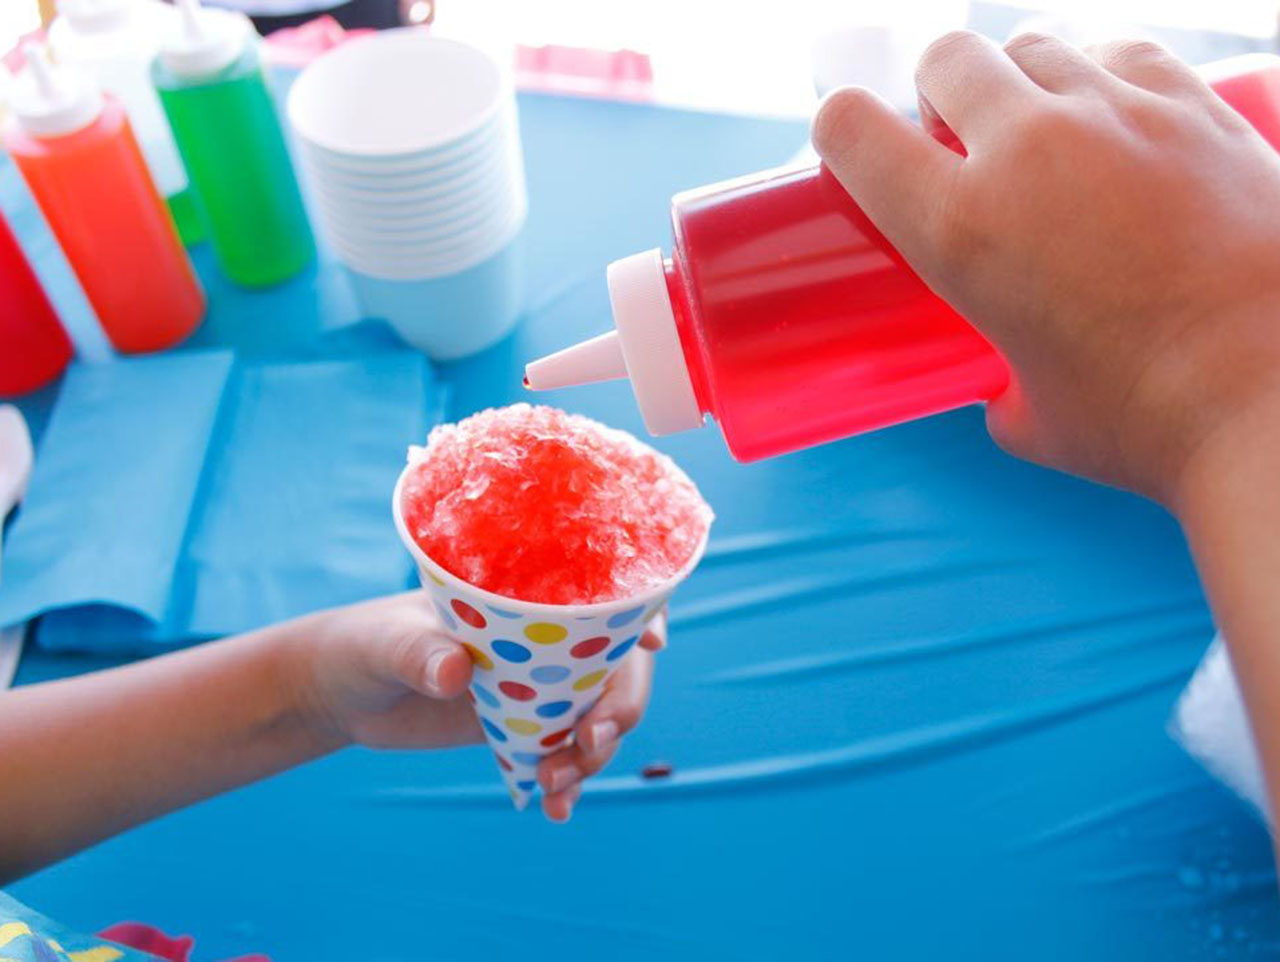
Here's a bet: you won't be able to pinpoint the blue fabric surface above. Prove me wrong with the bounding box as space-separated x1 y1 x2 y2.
7 93 1277 960
0 351 434 650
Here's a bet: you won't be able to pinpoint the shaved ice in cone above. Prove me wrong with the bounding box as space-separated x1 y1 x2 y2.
393 404 711 809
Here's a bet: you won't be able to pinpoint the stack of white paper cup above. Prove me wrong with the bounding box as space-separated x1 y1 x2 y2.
288 30 526 360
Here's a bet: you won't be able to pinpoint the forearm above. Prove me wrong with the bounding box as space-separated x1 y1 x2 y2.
0 617 341 882
1176 395 1280 835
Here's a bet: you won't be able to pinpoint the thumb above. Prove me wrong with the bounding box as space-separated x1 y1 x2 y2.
812 85 962 267
376 622 474 700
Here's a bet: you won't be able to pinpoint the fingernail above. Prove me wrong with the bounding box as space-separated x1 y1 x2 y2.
424 648 451 691
588 719 619 751
548 765 578 794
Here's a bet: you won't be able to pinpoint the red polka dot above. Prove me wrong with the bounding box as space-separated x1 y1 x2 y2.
540 727 572 747
450 599 487 629
570 636 609 659
499 681 537 701
495 753 513 772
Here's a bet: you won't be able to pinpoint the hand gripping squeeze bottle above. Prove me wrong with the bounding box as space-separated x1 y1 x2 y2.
526 54 1280 462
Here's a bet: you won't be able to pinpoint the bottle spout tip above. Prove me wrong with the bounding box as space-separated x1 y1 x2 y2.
523 330 628 392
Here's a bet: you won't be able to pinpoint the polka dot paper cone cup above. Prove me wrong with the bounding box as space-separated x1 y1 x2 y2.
393 469 709 811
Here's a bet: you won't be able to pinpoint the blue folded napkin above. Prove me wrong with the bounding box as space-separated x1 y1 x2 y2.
0 348 439 652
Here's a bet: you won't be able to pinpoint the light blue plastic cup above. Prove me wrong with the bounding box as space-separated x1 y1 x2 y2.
346 223 525 361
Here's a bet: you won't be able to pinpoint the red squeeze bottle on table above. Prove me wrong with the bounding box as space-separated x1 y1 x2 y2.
526 53 1280 463
3 46 205 355
0 211 73 396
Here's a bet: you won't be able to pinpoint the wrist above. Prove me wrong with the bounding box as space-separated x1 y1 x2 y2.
263 614 353 757
1172 386 1280 533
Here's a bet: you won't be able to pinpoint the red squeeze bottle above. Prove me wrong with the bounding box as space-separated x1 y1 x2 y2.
4 46 205 355
0 210 73 396
526 53 1280 462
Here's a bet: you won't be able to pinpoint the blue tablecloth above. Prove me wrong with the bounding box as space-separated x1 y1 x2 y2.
6 90 1277 960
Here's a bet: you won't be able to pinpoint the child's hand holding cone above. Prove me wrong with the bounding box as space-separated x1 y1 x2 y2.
290 592 664 821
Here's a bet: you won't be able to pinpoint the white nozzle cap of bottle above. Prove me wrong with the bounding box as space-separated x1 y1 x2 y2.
10 43 103 138
524 248 704 437
160 0 252 79
56 0 134 33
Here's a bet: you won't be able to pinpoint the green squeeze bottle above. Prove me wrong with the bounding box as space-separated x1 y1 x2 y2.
152 0 314 287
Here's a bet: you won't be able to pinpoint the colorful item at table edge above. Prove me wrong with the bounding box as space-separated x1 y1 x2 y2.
392 463 709 810
257 14 374 70
151 0 315 288
526 53 1280 463
98 920 271 962
3 44 205 355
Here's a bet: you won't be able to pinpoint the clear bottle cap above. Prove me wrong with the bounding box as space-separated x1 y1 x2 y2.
10 43 104 138
524 248 704 437
159 0 252 79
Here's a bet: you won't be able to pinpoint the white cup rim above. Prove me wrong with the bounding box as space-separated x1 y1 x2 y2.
317 186 520 240
331 209 527 279
392 465 710 617
304 150 516 204
321 194 525 254
288 31 512 158
297 109 509 173
313 185 508 223
313 170 517 209
323 214 511 250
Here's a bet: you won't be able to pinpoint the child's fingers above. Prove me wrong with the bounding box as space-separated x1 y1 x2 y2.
537 738 620 795
812 84 961 266
1083 40 1212 102
1002 32 1115 95
542 783 582 823
637 609 667 652
575 646 654 754
370 602 474 699
913 31 1042 146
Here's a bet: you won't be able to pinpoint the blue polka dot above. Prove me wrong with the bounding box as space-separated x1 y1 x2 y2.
530 665 571 684
535 700 573 719
516 780 536 791
487 605 523 619
491 639 532 663
481 718 508 743
606 635 639 662
434 601 458 631
472 684 500 709
607 606 645 629
513 751 542 765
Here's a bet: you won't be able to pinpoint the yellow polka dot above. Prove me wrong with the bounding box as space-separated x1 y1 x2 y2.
506 717 542 735
68 948 125 962
463 642 494 671
524 622 568 645
573 669 607 692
